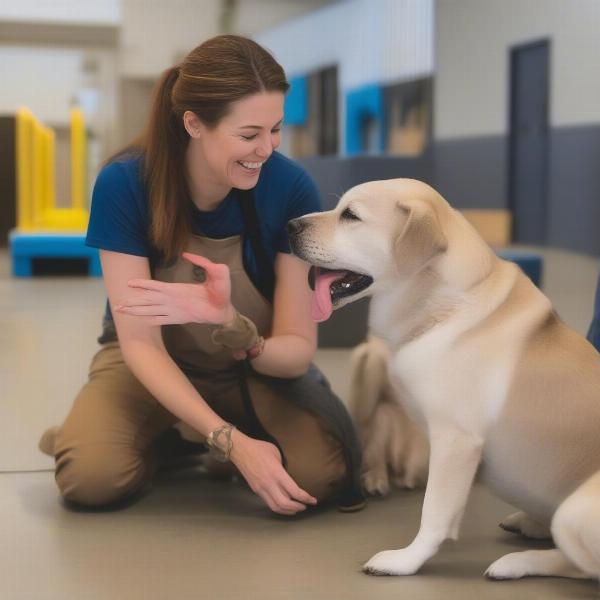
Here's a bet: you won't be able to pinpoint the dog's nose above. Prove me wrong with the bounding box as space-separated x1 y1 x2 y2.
286 218 307 237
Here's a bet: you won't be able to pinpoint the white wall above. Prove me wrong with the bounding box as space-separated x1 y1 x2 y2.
119 0 336 79
234 0 335 37
0 0 120 24
256 0 434 91
119 0 221 78
0 46 85 125
0 45 119 160
435 0 600 140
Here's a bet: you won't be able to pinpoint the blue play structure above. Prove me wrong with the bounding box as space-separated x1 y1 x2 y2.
8 108 99 278
10 232 101 277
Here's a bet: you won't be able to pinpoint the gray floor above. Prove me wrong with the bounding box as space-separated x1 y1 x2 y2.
1 246 599 599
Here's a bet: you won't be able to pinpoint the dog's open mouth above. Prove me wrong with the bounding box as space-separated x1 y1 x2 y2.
308 266 373 322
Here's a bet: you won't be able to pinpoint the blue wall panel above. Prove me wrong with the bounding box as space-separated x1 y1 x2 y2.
345 85 385 155
284 76 308 126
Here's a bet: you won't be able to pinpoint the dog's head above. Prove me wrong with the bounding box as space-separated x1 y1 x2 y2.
287 179 449 322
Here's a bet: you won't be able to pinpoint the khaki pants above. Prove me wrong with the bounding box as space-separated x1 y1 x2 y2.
53 343 347 507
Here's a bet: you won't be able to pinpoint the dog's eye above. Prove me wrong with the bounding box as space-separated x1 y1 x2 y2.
341 208 360 222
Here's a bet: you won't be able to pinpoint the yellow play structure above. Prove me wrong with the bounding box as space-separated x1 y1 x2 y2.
15 107 89 232
10 107 100 276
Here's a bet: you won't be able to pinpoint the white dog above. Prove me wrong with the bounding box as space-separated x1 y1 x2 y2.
287 179 600 581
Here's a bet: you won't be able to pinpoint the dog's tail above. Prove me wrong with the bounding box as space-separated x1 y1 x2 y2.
348 335 391 427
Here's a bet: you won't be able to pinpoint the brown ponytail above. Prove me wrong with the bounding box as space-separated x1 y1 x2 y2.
142 65 190 263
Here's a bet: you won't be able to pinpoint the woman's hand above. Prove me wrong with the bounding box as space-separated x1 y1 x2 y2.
114 252 236 326
230 429 317 515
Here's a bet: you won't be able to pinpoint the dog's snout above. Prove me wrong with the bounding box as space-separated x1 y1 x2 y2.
286 218 308 237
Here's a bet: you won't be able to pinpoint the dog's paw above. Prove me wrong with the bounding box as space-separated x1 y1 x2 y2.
487 550 589 580
363 549 422 576
391 474 412 489
499 511 551 540
363 470 390 496
392 470 425 490
485 552 530 580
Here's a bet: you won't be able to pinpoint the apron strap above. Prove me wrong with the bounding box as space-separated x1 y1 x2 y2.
238 188 275 302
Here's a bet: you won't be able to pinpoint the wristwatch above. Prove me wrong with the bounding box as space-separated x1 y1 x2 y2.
205 423 235 462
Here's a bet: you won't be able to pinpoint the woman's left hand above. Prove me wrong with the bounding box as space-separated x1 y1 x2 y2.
114 252 236 326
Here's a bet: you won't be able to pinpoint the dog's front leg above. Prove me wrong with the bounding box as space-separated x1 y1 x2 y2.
363 425 483 575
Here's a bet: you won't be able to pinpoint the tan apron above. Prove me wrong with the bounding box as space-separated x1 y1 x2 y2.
156 233 271 374
154 233 281 443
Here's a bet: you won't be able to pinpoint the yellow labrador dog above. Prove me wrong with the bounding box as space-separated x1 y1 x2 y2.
287 179 600 581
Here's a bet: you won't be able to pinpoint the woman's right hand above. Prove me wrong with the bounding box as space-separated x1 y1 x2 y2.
116 253 236 327
230 430 317 515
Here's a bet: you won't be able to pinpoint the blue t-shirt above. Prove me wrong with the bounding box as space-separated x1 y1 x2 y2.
86 151 321 299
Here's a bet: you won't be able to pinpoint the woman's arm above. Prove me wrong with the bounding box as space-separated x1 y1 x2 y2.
101 249 227 437
248 252 317 378
101 249 316 514
116 251 318 379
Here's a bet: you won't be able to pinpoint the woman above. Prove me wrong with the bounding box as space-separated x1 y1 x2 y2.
40 35 364 516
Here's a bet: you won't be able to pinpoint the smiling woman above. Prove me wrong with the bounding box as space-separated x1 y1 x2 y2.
39 34 364 516
183 92 284 211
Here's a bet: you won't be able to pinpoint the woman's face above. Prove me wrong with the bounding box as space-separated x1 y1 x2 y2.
185 91 284 195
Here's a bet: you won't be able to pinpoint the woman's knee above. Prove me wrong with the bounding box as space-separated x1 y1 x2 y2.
287 441 348 502
54 443 149 507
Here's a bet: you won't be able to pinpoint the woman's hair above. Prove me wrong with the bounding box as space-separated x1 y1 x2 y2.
113 35 289 263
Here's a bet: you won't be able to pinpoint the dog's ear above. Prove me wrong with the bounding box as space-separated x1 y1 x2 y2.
394 200 447 277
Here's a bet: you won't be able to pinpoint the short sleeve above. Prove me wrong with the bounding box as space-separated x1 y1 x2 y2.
85 161 150 257
275 170 322 253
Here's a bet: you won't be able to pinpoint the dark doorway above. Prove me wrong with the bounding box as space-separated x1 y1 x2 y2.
317 65 338 155
0 116 16 246
509 40 550 244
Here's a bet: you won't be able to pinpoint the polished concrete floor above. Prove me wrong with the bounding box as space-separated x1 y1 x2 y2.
1 246 599 599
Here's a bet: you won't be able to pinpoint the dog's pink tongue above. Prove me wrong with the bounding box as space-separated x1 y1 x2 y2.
311 270 346 322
